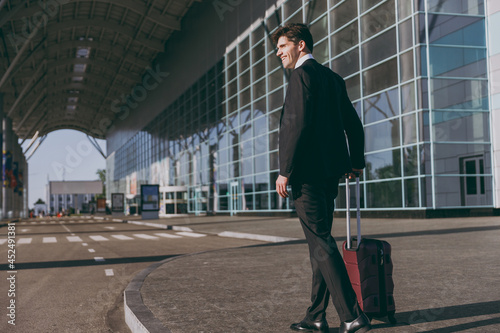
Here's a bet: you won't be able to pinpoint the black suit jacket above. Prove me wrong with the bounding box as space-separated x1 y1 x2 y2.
279 58 365 183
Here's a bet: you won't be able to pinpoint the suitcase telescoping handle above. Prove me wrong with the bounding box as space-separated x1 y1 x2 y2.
346 172 361 250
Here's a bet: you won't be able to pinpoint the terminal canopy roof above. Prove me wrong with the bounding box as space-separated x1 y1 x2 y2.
0 0 200 140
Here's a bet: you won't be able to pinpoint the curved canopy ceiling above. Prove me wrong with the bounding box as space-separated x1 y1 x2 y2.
0 0 200 140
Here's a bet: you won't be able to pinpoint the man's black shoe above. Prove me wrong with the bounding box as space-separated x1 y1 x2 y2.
339 313 371 333
290 319 329 332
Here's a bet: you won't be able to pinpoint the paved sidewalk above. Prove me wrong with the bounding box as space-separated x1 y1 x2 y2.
124 215 500 333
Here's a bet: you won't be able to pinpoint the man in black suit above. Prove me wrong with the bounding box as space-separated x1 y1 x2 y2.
273 23 371 333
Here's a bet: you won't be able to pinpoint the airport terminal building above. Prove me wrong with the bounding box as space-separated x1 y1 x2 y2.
102 0 500 216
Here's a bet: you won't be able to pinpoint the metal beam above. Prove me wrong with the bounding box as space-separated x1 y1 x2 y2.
14 91 45 132
6 59 46 117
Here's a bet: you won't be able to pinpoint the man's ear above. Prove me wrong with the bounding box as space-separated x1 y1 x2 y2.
298 40 306 52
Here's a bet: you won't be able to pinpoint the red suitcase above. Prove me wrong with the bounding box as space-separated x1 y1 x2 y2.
342 175 397 324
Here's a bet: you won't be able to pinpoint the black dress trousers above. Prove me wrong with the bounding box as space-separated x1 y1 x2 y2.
292 178 361 323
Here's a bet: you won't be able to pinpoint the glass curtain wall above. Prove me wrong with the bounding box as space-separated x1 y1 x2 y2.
108 0 492 213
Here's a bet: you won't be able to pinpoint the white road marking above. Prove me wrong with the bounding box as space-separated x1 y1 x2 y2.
104 226 116 230
43 237 57 243
133 234 159 240
88 249 95 253
67 236 83 242
176 231 206 238
0 239 7 245
82 243 88 246
155 233 182 239
94 257 105 262
89 235 109 241
17 238 33 244
111 235 134 240
40 221 47 224
20 229 29 232
105 269 114 276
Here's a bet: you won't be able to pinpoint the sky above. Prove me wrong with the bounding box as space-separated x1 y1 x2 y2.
22 129 107 208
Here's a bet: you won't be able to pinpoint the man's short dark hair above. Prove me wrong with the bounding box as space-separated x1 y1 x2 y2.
272 23 314 53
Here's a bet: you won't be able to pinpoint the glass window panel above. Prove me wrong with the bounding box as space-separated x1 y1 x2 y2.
363 57 398 95
239 70 250 90
253 78 266 100
400 50 414 83
269 69 284 91
241 140 253 159
418 111 430 142
428 16 485 46
269 89 284 111
252 40 266 63
331 22 358 56
227 63 237 82
364 88 399 124
285 9 303 24
255 173 269 192
255 193 269 210
239 53 250 72
362 28 396 68
253 96 266 117
270 151 279 170
365 149 401 180
434 144 490 175
314 39 329 65
332 48 359 78
365 119 400 152
284 0 302 19
240 87 251 107
331 0 358 31
240 109 252 127
398 1 412 20
255 135 268 155
366 180 402 208
429 47 486 78
241 158 252 176
255 154 268 174
427 0 484 15
228 96 238 114
430 79 488 110
403 145 419 176
345 75 361 101
401 82 415 114
307 0 327 22
269 131 279 151
254 116 267 136
402 114 417 145
269 110 280 132
360 0 395 41
404 178 419 207
253 59 266 82
433 111 490 143
310 15 328 43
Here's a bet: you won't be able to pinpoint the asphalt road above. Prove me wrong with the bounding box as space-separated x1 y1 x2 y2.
0 216 263 332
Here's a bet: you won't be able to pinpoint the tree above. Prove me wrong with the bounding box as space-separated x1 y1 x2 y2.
34 198 45 205
96 169 106 198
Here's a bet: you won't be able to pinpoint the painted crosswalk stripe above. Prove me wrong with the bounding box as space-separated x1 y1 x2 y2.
111 235 134 240
43 237 57 243
105 269 114 276
67 236 83 242
88 249 95 253
133 234 159 240
176 231 206 238
50 221 56 224
0 239 7 245
94 257 105 262
155 233 182 239
89 235 109 241
17 238 33 244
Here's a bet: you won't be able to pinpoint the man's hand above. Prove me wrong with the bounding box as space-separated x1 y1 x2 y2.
348 168 363 179
276 175 289 198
